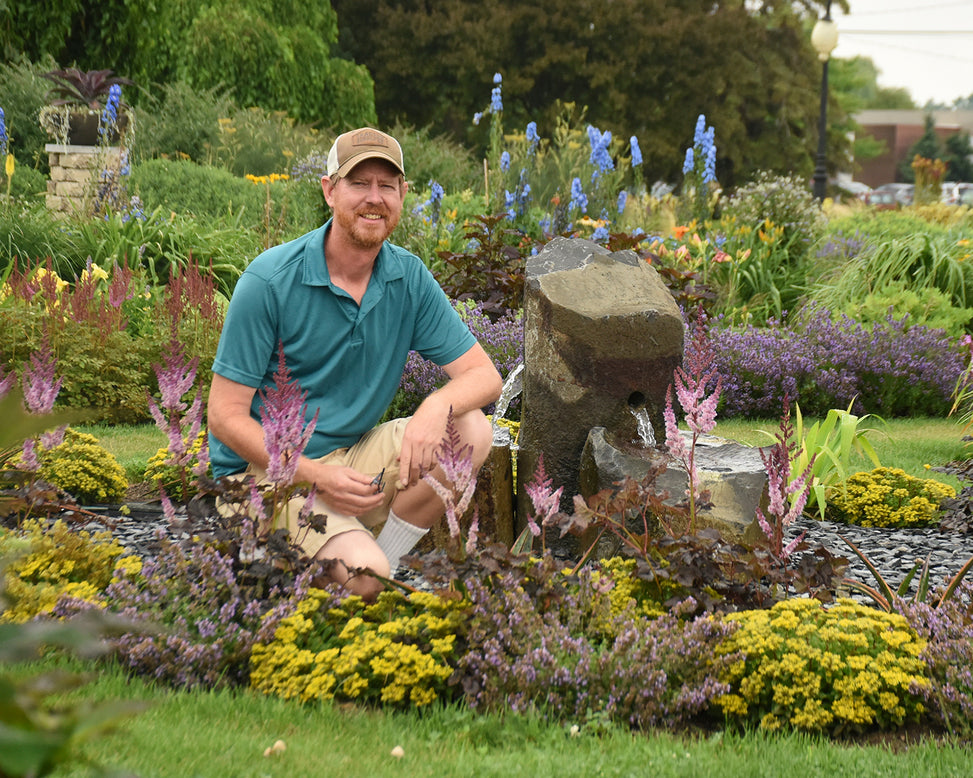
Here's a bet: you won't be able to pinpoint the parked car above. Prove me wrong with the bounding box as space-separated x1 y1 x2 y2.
872 183 914 206
864 190 898 210
836 180 872 201
942 182 961 205
956 183 973 206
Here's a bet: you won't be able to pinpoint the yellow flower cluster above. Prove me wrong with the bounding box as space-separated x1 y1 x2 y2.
716 598 928 734
828 467 955 528
594 557 667 626
250 589 466 708
0 519 125 623
245 173 290 185
144 431 209 491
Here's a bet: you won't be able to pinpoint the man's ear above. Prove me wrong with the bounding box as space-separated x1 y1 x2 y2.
321 175 336 206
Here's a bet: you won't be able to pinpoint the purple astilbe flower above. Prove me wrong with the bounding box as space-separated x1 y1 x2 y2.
39 427 66 450
16 437 40 473
0 365 14 400
161 489 179 524
664 309 722 531
755 400 812 561
148 336 206 500
21 341 63 414
421 408 476 546
259 343 318 488
523 455 563 539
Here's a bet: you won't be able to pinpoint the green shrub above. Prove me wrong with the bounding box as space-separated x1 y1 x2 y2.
130 80 235 164
716 598 928 734
720 171 825 262
824 208 954 244
0 55 56 174
0 200 80 276
6 161 47 200
838 280 973 338
207 106 326 179
0 518 130 623
250 588 465 707
390 122 480 194
129 158 265 220
808 233 973 314
827 466 955 529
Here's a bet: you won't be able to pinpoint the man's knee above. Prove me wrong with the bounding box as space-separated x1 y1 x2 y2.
454 409 493 467
314 530 391 581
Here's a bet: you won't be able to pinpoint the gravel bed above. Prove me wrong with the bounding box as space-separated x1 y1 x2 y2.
80 503 973 601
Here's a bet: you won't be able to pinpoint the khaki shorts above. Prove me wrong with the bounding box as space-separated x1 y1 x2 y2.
225 418 407 558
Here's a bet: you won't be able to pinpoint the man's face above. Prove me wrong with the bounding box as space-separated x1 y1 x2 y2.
323 159 407 251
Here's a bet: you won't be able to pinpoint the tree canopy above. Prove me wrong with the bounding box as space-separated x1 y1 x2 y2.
0 0 375 130
333 0 849 189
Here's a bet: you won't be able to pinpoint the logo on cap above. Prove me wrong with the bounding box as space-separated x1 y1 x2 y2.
351 129 390 148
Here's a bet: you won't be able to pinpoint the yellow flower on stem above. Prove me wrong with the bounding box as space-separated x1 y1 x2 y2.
5 154 14 178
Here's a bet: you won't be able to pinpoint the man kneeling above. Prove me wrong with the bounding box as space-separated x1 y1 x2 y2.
207 127 502 600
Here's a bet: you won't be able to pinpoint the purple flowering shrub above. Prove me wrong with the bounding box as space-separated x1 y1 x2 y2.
898 580 973 738
458 566 738 729
713 307 964 418
102 538 311 690
388 300 523 420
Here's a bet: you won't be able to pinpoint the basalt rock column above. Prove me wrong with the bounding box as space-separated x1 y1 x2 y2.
517 237 683 552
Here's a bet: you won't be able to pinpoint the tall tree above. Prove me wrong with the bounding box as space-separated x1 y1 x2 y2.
333 0 849 189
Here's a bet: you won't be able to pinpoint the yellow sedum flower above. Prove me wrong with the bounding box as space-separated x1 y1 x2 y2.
715 598 927 734
250 587 467 708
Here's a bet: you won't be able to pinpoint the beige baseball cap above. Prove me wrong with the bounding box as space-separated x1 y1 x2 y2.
326 127 405 178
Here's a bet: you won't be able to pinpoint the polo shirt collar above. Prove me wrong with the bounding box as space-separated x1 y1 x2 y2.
302 220 406 309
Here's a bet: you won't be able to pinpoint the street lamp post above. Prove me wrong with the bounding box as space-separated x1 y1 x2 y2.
811 1 838 202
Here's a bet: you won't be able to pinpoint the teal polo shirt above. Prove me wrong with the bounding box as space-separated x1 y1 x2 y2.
209 220 477 478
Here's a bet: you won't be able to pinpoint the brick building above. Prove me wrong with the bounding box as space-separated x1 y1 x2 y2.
853 109 973 188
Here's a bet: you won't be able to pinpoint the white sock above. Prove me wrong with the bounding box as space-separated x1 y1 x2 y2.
376 510 429 574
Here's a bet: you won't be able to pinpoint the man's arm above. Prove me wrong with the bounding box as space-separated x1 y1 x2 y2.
207 373 385 515
395 342 502 488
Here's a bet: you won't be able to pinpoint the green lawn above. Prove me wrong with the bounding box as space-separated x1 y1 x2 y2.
17 657 967 778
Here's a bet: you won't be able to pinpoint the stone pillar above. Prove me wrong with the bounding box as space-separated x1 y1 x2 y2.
517 236 684 555
45 144 120 216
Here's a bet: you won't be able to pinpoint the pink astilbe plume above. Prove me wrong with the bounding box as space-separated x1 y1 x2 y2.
756 400 813 561
664 307 721 532
0 365 14 400
148 336 204 469
523 455 563 538
421 408 477 545
21 340 63 414
258 343 318 488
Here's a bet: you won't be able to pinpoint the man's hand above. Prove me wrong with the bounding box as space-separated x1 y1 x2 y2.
396 396 450 488
311 463 386 516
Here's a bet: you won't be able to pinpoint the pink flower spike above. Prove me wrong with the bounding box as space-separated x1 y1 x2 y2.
21 342 62 414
